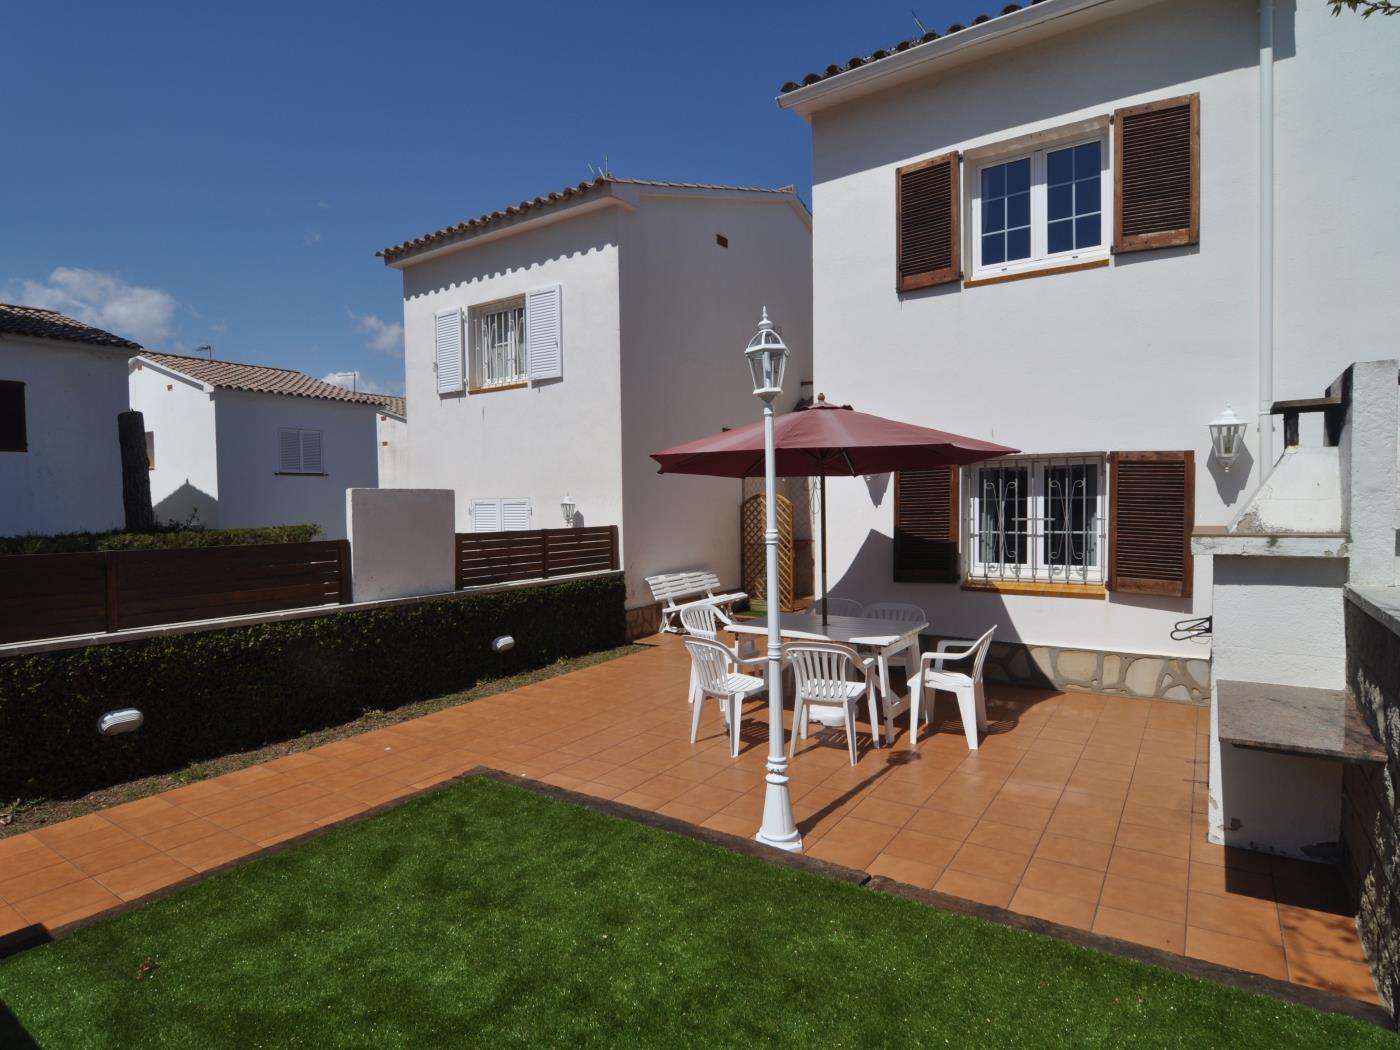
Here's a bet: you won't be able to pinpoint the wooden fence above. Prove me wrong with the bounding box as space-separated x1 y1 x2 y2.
455 526 618 589
0 540 351 645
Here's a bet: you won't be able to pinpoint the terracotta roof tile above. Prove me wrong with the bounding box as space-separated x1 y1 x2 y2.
779 2 1046 95
0 302 142 349
366 393 406 418
139 352 384 406
377 176 799 264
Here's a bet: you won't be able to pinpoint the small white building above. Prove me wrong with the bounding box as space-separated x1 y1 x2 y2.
365 394 407 487
778 0 1400 698
378 176 813 629
129 352 380 540
0 303 138 536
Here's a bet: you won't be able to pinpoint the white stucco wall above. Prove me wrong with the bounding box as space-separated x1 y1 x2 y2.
0 336 128 535
213 390 378 540
346 487 454 601
802 0 1400 658
129 359 220 527
396 205 626 540
376 411 408 488
618 190 813 608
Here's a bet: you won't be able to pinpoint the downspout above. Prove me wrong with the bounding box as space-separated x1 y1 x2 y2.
1257 0 1275 472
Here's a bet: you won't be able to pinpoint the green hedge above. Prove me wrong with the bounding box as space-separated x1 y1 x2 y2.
0 524 321 556
0 573 625 801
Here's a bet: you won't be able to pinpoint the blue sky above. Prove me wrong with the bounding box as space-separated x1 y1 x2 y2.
4 0 983 395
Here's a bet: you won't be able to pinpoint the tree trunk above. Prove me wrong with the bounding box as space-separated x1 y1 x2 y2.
118 410 155 532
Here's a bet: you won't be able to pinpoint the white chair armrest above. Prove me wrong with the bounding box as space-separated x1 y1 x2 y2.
922 643 977 667
734 653 769 670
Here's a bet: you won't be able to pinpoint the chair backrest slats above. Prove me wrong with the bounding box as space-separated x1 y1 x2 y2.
684 637 736 696
785 641 863 705
864 602 927 624
678 600 726 640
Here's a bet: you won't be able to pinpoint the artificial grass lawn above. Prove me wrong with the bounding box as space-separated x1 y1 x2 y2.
1 780 1394 1049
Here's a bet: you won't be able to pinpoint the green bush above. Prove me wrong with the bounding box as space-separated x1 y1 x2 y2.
0 573 626 801
0 524 321 556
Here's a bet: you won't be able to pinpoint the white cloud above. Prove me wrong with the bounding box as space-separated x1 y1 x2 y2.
350 311 403 356
12 267 177 346
321 370 402 396
304 231 322 246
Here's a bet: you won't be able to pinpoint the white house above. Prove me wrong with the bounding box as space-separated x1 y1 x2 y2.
129 352 381 540
778 0 1400 698
365 394 407 487
0 303 138 536
377 176 812 631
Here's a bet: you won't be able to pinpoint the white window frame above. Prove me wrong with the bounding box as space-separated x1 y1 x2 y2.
277 427 324 476
468 295 528 390
966 454 1107 586
470 497 531 533
968 122 1112 281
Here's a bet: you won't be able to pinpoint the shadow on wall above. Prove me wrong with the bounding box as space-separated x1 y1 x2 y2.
1208 444 1254 507
154 481 218 528
814 0 1297 182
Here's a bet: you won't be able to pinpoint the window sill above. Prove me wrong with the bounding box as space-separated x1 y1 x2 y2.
962 578 1105 600
469 382 528 395
274 472 328 477
0 446 27 453
963 256 1109 288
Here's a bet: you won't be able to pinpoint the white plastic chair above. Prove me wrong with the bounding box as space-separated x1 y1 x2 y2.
863 602 927 624
909 627 996 749
683 638 765 759
805 597 864 619
678 600 758 706
785 641 876 766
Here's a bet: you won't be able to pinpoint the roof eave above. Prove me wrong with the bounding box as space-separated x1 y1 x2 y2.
776 0 1131 120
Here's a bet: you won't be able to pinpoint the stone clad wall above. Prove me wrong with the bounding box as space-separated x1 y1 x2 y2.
1343 591 1400 1014
943 638 1210 704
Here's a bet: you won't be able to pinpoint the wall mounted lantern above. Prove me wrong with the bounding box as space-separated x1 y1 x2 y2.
560 493 577 526
1209 404 1247 472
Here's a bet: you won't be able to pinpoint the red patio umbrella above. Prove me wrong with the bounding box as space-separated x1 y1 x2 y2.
651 398 1018 624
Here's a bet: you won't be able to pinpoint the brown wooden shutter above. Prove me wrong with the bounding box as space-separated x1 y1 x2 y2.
893 468 960 583
1108 451 1194 598
1113 94 1199 254
896 152 961 291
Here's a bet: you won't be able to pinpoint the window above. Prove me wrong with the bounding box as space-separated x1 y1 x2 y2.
969 455 1106 585
971 133 1109 278
278 428 324 475
471 498 530 533
470 297 527 389
0 381 25 452
145 431 155 470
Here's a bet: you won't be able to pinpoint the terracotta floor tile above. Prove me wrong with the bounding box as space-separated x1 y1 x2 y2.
700 812 756 838
576 781 626 801
141 817 225 851
0 833 49 865
340 778 416 807
1045 810 1119 847
170 786 243 817
1010 886 1096 930
30 813 113 849
672 782 744 814
0 904 30 936
1032 833 1112 873
881 828 963 868
95 854 198 902
0 860 88 905
1108 846 1189 889
71 837 161 877
13 878 122 930
1099 873 1188 925
848 796 918 829
903 807 978 841
868 852 944 889
1185 925 1288 980
1187 861 1274 902
1273 875 1349 914
1114 822 1192 861
1287 949 1381 1003
227 810 322 848
165 830 262 873
806 835 882 871
981 799 1055 832
1019 857 1104 904
1092 905 1185 954
966 820 1044 856
1278 904 1367 962
1187 891 1282 945
0 841 67 888
656 801 717 825
934 868 1016 909
947 842 1031 884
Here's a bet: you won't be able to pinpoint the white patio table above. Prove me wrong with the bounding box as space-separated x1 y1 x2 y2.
726 612 927 747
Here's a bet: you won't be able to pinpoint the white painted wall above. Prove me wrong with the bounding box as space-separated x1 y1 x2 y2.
0 336 128 535
129 358 220 526
346 488 454 601
803 0 1400 659
213 389 378 540
618 189 813 608
376 411 408 488
396 205 626 541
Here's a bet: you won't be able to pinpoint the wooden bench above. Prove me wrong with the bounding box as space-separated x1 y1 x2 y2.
645 571 746 633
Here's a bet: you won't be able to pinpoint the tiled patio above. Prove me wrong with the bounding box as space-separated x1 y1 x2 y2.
0 634 1379 1005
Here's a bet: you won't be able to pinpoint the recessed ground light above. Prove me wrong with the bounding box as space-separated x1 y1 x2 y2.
716 234 728 248
98 708 144 736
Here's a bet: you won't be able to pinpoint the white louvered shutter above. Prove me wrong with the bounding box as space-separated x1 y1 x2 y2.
501 498 531 531
279 428 302 472
472 499 502 533
301 430 324 474
525 285 562 382
435 307 464 394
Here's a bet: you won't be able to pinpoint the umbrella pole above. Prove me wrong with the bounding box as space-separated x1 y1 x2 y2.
820 473 828 627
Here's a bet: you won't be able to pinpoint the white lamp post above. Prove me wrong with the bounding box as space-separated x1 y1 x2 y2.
561 493 577 527
745 307 801 853
1209 405 1247 472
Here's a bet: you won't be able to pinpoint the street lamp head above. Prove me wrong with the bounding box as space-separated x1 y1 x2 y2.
560 493 576 526
745 307 789 402
1209 404 1247 472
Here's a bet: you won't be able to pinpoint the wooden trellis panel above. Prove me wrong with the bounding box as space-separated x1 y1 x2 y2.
740 493 794 612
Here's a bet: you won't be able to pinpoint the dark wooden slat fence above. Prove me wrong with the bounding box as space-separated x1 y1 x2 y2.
456 526 618 589
0 540 350 644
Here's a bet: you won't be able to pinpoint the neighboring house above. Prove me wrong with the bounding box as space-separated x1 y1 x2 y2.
365 394 407 487
0 303 139 536
778 0 1399 696
378 176 812 628
129 352 381 540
